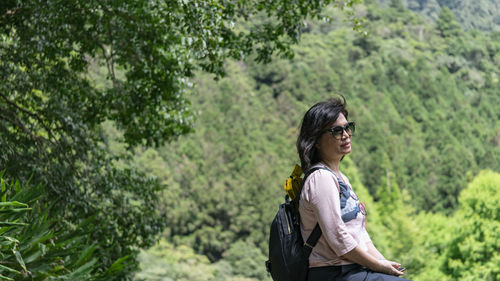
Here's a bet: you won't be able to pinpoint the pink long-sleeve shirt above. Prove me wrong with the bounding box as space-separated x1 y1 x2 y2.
299 165 371 267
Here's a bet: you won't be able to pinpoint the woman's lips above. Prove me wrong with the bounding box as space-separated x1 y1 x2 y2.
341 142 351 148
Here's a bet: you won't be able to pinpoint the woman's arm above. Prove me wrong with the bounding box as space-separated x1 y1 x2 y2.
307 170 403 277
341 246 404 276
366 241 385 260
307 171 359 257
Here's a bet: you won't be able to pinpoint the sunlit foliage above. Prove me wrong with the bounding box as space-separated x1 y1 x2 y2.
130 2 500 280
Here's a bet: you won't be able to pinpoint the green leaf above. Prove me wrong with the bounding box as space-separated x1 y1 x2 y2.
0 263 20 274
0 202 28 208
0 208 31 213
13 250 27 273
73 243 98 268
102 255 131 276
0 222 28 227
0 274 14 281
68 258 98 278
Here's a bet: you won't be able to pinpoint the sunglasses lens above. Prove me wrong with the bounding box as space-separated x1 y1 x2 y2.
328 122 355 139
332 127 344 138
347 122 355 134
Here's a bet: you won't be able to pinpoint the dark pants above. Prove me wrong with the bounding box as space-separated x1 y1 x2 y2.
307 264 412 281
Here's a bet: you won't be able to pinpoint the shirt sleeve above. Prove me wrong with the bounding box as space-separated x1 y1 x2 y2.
305 170 358 256
361 228 372 243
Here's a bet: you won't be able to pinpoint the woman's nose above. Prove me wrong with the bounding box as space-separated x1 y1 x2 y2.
341 129 350 139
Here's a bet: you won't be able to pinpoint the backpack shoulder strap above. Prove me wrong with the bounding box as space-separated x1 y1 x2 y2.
303 166 325 181
303 223 322 256
304 165 340 193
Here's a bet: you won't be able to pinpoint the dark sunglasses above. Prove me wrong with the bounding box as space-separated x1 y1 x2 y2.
326 121 355 140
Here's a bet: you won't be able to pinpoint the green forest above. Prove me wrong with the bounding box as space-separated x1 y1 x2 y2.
1 0 499 280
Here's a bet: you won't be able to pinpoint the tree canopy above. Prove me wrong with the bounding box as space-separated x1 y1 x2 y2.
129 2 500 280
2 0 499 280
381 0 500 32
0 0 362 279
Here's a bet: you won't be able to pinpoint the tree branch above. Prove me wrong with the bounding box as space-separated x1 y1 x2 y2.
0 93 75 167
94 0 118 88
0 92 57 145
99 43 117 88
0 108 43 158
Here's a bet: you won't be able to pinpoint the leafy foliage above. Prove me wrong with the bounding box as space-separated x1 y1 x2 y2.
2 0 500 280
0 172 126 280
443 171 500 281
382 0 500 32
436 7 463 37
134 238 265 281
1 0 363 279
127 2 500 280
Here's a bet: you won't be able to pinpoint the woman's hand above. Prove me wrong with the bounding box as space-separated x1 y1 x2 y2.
342 246 405 276
374 259 405 276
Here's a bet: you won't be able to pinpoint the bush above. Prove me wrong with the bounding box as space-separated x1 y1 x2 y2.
0 172 128 280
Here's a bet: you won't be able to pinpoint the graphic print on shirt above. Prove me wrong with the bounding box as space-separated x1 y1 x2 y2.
336 176 361 223
311 165 363 223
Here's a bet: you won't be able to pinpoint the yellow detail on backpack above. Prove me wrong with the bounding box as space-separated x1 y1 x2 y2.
284 164 303 200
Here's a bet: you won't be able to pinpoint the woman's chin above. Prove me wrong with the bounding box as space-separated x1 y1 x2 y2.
341 144 351 154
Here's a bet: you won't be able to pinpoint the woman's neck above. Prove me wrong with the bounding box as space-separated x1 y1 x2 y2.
321 159 341 174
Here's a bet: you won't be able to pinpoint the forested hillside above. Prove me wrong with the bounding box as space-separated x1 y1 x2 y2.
380 0 500 31
2 0 498 280
1 0 357 279
127 2 500 281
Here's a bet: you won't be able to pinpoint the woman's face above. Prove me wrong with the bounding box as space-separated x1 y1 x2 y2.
316 113 352 162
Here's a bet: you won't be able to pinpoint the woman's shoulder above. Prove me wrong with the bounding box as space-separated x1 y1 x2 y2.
303 166 338 193
306 167 334 180
305 164 336 182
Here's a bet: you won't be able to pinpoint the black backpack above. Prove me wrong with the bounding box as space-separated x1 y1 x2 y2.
265 165 328 281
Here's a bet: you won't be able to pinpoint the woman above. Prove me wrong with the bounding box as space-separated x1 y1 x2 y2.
297 97 410 281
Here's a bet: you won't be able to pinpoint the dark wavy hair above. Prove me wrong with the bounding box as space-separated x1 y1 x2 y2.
296 96 348 172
